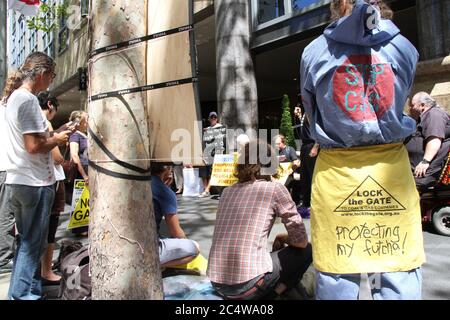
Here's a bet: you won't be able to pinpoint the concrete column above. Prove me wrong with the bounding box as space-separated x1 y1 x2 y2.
413 0 450 110
416 0 450 61
215 0 258 139
0 1 7 95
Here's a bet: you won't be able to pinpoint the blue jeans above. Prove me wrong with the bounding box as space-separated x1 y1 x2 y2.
316 269 422 300
6 185 55 300
0 172 15 267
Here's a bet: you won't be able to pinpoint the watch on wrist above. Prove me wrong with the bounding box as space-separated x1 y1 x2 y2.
421 159 431 164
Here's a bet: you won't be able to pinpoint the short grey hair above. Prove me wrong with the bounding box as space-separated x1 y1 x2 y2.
415 92 437 108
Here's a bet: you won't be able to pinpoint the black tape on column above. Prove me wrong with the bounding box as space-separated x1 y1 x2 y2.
89 76 198 101
89 160 152 181
90 24 194 58
88 127 151 174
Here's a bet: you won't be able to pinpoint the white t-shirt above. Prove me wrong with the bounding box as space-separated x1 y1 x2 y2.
5 88 56 186
0 104 10 172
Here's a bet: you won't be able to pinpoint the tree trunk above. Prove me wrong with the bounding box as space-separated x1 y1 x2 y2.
416 0 450 60
214 0 258 139
0 0 6 94
88 0 163 299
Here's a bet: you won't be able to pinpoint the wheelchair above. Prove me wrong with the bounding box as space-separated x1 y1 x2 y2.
419 155 450 237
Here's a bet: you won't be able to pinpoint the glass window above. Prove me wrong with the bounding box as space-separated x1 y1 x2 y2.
28 29 38 53
18 16 26 66
81 0 89 17
292 0 322 11
58 0 68 53
42 0 56 58
10 12 17 67
258 0 285 24
10 11 16 36
58 27 69 53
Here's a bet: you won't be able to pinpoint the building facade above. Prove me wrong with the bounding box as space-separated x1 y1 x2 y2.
6 0 89 127
5 1 449 129
194 0 450 128
0 1 7 95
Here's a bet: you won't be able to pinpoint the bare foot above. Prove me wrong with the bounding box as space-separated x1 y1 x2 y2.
42 272 61 282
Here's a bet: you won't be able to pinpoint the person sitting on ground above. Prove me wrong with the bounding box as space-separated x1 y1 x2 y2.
151 163 200 268
406 92 450 190
207 140 312 300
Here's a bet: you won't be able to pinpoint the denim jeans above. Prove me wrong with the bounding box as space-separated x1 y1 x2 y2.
316 268 422 300
0 172 15 267
213 245 313 300
6 184 55 300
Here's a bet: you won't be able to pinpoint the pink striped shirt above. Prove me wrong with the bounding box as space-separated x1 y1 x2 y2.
207 180 308 284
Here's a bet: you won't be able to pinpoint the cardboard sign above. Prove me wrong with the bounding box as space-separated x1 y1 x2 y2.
311 143 425 273
67 187 90 230
273 162 293 186
210 154 238 187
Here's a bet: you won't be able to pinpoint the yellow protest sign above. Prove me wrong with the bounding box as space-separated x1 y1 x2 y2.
71 179 86 208
171 253 208 275
311 143 425 273
273 162 293 185
67 187 90 230
210 154 238 187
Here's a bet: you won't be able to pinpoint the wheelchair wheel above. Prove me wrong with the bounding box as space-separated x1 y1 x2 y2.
432 206 450 236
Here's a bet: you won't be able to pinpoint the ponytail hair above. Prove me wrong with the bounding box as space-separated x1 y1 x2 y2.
330 0 394 21
2 51 55 103
2 70 25 103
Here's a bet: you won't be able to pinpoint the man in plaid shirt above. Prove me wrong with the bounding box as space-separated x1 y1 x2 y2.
207 140 312 300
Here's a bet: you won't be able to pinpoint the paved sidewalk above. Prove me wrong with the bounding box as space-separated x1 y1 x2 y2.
1 195 449 300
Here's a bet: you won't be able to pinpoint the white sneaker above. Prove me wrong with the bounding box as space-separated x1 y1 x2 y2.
198 191 210 198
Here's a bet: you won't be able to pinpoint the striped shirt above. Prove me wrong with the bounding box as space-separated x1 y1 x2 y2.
207 180 308 284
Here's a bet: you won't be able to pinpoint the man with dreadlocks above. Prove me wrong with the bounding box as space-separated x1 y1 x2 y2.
2 52 72 300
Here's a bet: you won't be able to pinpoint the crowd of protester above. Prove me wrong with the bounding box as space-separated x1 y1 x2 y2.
1 0 449 301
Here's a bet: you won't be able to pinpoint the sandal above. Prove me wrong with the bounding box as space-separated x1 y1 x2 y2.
198 191 210 198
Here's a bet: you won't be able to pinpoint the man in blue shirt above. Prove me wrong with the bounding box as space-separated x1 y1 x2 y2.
151 164 199 267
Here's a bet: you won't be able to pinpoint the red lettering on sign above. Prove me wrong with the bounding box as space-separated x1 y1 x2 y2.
332 55 394 122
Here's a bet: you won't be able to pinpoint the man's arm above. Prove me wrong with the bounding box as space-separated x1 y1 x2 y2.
23 130 71 155
274 184 308 248
415 137 442 178
165 214 186 239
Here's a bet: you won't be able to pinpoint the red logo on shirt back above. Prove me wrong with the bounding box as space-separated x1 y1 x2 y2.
332 55 395 122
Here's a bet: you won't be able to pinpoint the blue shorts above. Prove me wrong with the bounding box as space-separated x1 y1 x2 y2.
159 238 199 265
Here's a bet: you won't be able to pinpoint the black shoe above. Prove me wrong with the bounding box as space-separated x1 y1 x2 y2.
42 278 61 286
0 260 13 274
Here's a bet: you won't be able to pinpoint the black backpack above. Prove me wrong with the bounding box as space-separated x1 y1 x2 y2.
54 240 83 272
59 245 91 300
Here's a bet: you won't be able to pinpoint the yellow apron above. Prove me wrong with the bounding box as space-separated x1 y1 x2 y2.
311 143 425 273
